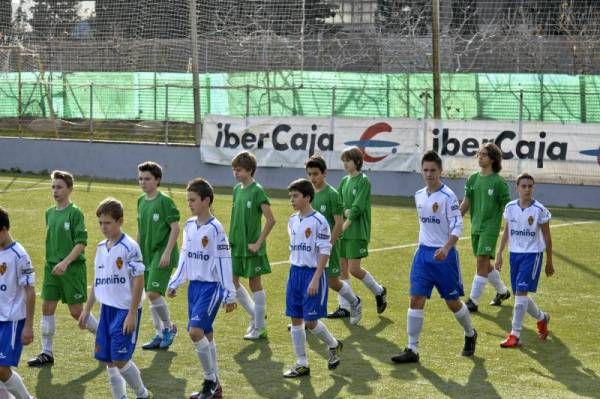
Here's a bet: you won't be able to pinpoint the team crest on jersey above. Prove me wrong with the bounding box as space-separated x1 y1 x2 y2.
528 216 534 225
0 262 6 275
246 200 252 208
152 213 160 222
202 236 209 248
64 222 70 230
116 257 124 269
320 205 326 212
305 228 312 238
488 189 494 196
432 202 439 213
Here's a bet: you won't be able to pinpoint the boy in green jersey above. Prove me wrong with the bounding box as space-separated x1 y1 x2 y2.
337 147 387 315
137 161 180 350
305 155 362 325
230 151 276 340
28 171 98 367
460 143 511 312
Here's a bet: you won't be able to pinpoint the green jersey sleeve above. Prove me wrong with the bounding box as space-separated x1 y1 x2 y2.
71 206 88 246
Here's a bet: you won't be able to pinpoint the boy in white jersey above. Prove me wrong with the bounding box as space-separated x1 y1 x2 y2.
392 151 477 364
0 207 35 399
167 178 237 399
79 198 149 399
495 173 554 348
284 178 342 378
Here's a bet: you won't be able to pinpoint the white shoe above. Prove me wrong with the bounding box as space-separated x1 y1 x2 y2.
246 321 255 334
350 296 362 325
243 327 268 340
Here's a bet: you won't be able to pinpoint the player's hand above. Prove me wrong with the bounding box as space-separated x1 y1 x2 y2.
545 261 555 277
21 326 34 345
224 302 237 313
307 279 319 297
344 209 351 218
247 242 261 253
52 260 69 275
342 219 351 232
494 253 503 271
123 312 137 335
434 247 448 261
159 251 171 268
167 288 177 298
78 311 90 330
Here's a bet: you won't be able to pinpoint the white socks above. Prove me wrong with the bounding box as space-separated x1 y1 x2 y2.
118 361 147 398
41 314 55 355
107 366 126 399
209 339 219 379
527 296 544 320
308 321 338 348
236 285 255 326
253 290 267 331
469 275 488 304
290 324 308 367
150 297 172 332
407 308 424 353
488 269 508 295
338 280 359 306
511 296 528 337
2 371 33 399
338 279 351 310
361 271 383 295
194 336 216 381
454 303 475 337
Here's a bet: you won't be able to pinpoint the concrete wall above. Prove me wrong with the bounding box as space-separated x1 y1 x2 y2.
1 137 599 209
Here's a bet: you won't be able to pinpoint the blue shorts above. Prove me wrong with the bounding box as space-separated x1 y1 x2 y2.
188 281 224 334
0 319 25 367
95 304 142 363
510 252 543 294
410 245 464 300
286 265 328 321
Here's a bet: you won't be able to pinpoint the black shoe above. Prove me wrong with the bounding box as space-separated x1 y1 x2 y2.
27 352 54 367
327 307 350 319
328 340 343 370
283 364 311 378
391 348 420 364
190 379 218 399
465 298 478 312
462 329 477 357
375 286 388 314
490 291 511 306
142 334 162 350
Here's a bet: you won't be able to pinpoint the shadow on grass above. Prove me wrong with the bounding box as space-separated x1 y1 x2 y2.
554 250 600 281
35 362 104 399
140 350 187 398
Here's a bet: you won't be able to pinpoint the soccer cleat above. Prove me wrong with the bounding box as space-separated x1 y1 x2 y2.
537 313 550 340
462 329 478 356
490 290 511 306
328 340 343 370
159 325 178 349
283 364 311 378
465 298 478 312
189 379 218 399
350 296 362 325
246 320 255 335
243 327 268 340
142 334 162 350
327 307 350 319
500 334 520 348
27 352 54 367
391 348 420 364
375 286 388 314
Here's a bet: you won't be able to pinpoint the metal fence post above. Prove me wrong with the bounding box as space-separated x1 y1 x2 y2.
165 84 169 144
89 83 93 141
579 76 587 123
517 89 524 175
331 86 336 117
246 84 250 118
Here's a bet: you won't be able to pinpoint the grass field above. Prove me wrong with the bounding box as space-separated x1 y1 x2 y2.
1 173 600 399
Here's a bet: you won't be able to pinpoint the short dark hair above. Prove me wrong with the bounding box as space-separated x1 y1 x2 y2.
516 172 535 185
0 207 9 230
288 178 314 202
138 161 163 185
421 150 443 169
231 151 257 176
482 143 503 173
96 197 124 220
305 154 327 173
341 146 364 171
187 177 214 205
51 170 74 188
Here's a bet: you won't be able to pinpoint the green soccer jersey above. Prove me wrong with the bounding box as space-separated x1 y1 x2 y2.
137 191 180 269
338 173 371 242
313 184 343 229
229 181 270 257
464 171 511 235
45 203 87 264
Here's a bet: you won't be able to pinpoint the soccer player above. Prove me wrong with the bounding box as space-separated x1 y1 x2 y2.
305 155 362 325
229 151 276 340
137 161 180 350
392 151 477 364
167 178 237 399
0 207 35 399
495 173 554 347
28 170 98 367
79 198 149 399
460 143 511 312
337 147 387 316
284 178 343 378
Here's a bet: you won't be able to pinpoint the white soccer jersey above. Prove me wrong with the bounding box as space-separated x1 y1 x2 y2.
288 211 332 268
503 199 551 253
93 233 145 310
168 217 236 303
415 184 464 247
0 242 35 321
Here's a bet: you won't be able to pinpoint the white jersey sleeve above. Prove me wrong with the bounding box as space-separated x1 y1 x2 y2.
168 219 192 290
213 223 236 304
0 242 35 321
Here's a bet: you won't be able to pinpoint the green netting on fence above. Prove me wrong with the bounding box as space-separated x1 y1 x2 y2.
0 71 597 122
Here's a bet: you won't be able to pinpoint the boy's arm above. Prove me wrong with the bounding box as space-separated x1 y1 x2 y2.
308 221 332 296
123 275 144 334
52 243 85 275
79 286 96 329
216 232 237 313
460 197 470 217
22 285 35 345
167 226 189 296
541 222 554 277
159 221 180 268
494 224 509 271
331 214 343 245
434 197 463 261
308 254 329 297
346 178 370 221
248 203 276 253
